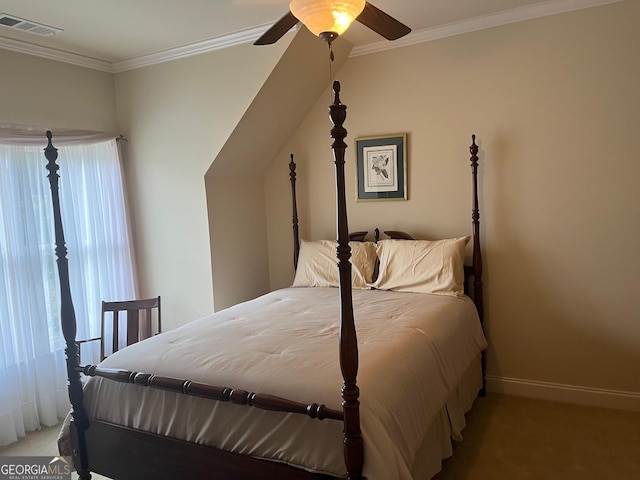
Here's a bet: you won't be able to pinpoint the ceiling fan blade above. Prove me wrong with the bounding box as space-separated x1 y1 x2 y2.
254 11 299 45
357 2 411 41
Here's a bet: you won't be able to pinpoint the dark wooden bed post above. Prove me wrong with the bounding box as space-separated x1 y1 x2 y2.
469 135 483 323
329 81 364 480
469 134 485 394
44 131 92 480
289 153 300 270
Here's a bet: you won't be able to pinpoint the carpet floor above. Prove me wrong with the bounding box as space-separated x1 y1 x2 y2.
433 393 640 480
1 393 638 479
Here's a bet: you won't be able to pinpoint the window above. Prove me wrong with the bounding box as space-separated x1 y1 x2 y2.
0 139 136 446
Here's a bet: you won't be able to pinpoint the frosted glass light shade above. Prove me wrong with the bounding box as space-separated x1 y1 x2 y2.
290 0 365 37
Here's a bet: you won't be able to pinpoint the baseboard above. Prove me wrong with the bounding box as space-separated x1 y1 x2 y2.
485 375 640 412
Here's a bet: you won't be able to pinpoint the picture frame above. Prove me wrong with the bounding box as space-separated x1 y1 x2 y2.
355 134 407 201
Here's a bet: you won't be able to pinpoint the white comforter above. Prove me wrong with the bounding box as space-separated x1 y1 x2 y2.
82 287 487 479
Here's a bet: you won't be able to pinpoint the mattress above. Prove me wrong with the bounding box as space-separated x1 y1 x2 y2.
63 287 487 479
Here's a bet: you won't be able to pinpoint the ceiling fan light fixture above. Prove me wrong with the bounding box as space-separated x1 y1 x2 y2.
290 0 365 38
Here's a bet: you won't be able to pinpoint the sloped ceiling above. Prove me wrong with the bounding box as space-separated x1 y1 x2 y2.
207 28 352 178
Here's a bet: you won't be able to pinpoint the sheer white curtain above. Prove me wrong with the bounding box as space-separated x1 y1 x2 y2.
0 138 136 446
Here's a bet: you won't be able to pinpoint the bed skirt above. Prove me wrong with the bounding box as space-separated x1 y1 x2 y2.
58 355 482 480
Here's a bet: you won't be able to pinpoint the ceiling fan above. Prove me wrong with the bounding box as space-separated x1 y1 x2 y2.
254 0 411 45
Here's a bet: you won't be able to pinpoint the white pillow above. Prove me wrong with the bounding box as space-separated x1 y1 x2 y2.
371 237 470 296
292 240 377 289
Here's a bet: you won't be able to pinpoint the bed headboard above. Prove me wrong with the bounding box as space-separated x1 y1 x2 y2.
288 135 483 324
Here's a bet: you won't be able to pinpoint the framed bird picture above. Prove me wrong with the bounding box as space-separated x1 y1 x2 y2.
355 134 407 201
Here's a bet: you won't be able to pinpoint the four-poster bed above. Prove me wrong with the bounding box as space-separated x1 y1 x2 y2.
48 81 486 480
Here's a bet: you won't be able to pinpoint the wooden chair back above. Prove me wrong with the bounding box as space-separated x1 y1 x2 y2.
100 296 161 361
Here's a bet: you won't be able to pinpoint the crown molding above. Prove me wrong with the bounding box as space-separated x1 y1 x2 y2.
0 36 113 72
112 25 271 73
0 24 271 73
0 0 623 73
350 0 623 57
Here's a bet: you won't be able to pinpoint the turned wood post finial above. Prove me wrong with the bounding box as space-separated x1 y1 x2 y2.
45 131 58 177
329 82 346 143
470 134 478 163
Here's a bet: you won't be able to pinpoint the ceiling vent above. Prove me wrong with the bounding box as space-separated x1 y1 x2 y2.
0 13 63 36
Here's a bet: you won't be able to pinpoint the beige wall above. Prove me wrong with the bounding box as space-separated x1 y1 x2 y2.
114 41 289 328
265 1 640 400
206 175 270 310
3 0 638 407
207 30 351 311
0 49 118 133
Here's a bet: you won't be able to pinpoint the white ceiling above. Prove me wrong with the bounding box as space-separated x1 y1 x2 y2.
0 0 619 72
